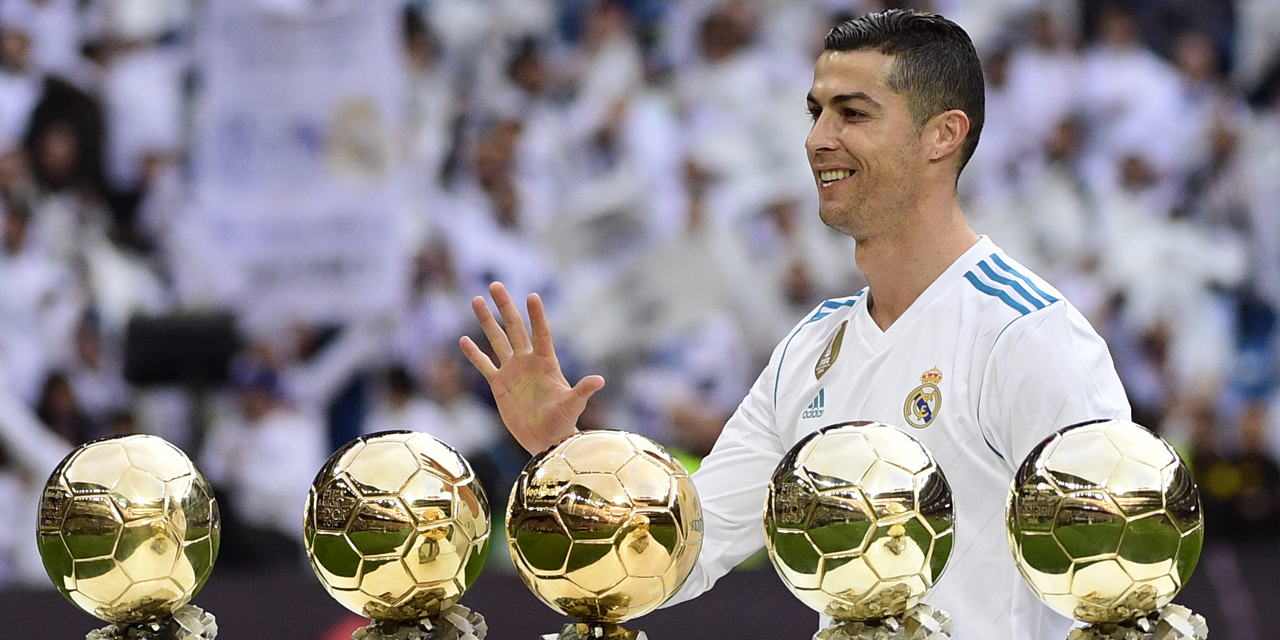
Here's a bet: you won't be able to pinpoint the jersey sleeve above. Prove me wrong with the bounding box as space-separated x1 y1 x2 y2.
977 301 1132 471
663 325 790 607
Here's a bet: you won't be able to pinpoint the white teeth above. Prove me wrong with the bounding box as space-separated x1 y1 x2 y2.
820 169 852 182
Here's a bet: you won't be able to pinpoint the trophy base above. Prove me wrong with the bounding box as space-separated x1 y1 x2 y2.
814 604 952 640
86 605 217 640
1067 604 1207 640
352 604 487 640
540 622 648 640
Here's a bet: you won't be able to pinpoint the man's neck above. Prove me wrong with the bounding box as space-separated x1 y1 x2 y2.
857 199 979 331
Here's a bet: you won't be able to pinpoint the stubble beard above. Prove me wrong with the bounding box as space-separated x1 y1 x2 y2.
819 196 873 245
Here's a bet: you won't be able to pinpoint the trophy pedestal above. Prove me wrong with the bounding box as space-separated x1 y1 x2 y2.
1067 605 1207 640
813 604 952 640
351 604 487 640
540 622 648 640
85 605 217 640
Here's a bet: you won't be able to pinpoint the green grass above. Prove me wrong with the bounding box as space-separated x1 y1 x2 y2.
514 529 571 572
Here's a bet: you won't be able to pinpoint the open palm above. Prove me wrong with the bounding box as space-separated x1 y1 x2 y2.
459 282 605 454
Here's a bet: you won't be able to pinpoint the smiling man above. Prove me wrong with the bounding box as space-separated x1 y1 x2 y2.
460 10 1130 639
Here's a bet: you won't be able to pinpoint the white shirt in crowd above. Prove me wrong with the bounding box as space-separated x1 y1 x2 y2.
0 386 71 585
200 405 326 539
363 395 502 461
666 237 1131 640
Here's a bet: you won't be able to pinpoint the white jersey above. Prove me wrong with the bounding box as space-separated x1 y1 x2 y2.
667 236 1130 640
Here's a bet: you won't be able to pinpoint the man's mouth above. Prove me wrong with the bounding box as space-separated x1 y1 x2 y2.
819 169 854 187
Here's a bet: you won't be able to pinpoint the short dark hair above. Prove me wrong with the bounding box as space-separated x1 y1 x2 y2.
386 365 417 397
825 10 985 174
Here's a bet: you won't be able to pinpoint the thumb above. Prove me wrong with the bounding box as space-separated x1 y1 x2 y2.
570 375 606 404
561 375 605 425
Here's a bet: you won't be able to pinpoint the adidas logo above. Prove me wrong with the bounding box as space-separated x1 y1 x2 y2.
802 389 825 419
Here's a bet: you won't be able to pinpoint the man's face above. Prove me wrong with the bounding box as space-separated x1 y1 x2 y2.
805 50 924 240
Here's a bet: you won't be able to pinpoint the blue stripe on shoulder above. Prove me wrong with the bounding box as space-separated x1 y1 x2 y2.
977 261 1044 310
989 253 1058 304
774 291 864 406
963 271 1030 315
982 432 1006 463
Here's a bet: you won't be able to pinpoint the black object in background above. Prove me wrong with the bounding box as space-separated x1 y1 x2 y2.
123 312 240 457
124 313 240 387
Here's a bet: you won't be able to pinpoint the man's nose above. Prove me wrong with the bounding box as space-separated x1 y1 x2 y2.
805 113 838 155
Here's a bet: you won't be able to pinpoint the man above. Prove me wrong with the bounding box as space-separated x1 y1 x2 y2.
200 362 326 566
460 10 1129 639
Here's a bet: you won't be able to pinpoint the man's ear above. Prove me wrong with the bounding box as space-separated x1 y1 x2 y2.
925 109 970 162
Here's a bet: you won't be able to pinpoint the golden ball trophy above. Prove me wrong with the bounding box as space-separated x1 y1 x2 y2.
304 431 491 640
506 430 703 640
765 422 955 640
1006 419 1208 640
36 434 221 640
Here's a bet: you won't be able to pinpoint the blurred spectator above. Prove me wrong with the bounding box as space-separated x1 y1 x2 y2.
1195 399 1280 541
393 239 471 372
0 385 70 585
1169 30 1248 196
963 44 1024 205
1246 70 1280 308
420 349 504 460
401 6 456 220
23 78 110 264
1095 148 1245 441
34 369 90 444
98 35 185 192
437 118 560 307
563 1 643 147
0 4 39 152
103 406 135 435
0 203 80 403
365 353 502 462
473 37 563 239
364 364 437 436
1006 9 1080 159
1235 0 1280 90
200 359 326 566
273 321 389 451
363 350 508 505
625 312 751 456
6 0 84 82
746 194 860 320
66 311 128 423
1078 4 1182 201
675 3 778 225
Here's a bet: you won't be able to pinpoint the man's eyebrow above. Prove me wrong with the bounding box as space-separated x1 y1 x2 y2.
830 92 880 108
806 91 881 108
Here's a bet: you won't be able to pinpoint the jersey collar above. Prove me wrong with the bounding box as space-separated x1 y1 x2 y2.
854 235 998 352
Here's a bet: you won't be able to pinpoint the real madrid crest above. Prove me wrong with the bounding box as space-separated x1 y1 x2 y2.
904 367 943 428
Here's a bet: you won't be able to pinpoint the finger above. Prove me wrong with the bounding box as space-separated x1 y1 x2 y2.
528 293 556 356
472 295 513 363
570 375 606 404
459 336 498 380
563 375 606 423
490 281 532 353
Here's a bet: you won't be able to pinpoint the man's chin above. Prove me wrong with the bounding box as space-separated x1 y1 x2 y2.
817 205 842 229
817 206 861 239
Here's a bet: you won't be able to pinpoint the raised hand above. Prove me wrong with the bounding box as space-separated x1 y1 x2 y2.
459 282 605 454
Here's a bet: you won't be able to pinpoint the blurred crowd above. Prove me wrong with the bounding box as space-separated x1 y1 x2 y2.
2 0 1280 585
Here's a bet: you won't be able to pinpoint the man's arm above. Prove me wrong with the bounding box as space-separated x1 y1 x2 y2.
978 301 1132 471
666 299 835 606
460 282 605 454
665 360 786 606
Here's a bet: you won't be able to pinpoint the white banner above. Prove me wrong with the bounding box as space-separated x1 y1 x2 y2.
190 0 406 328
